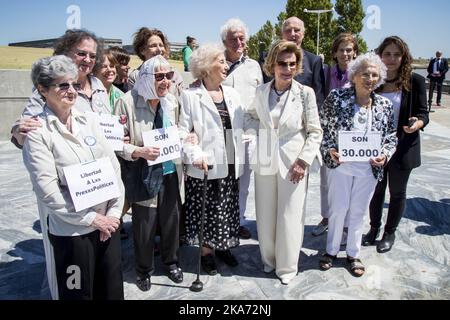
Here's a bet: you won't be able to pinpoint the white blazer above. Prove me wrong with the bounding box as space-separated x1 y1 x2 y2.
179 84 245 180
246 80 323 179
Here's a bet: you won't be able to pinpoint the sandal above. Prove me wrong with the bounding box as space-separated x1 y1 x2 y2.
347 256 365 277
319 253 336 270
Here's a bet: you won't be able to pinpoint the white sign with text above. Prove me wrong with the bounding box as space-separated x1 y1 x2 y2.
141 126 182 165
63 157 121 212
338 131 382 162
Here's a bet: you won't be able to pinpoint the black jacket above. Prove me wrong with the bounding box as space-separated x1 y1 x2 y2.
389 73 429 170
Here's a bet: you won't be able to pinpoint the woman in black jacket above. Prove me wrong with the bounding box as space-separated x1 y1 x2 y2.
362 36 429 253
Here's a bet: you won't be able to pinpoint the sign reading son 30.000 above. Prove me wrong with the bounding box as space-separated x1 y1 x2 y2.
141 126 182 166
338 131 381 162
63 157 121 212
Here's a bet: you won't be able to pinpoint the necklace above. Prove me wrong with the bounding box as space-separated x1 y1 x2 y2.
272 84 290 102
385 76 399 84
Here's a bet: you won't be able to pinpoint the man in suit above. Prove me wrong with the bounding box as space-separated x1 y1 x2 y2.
427 51 448 111
281 16 326 108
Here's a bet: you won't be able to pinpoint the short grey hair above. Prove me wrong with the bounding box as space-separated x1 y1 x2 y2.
347 52 387 89
220 18 249 41
282 17 305 33
31 55 78 88
189 43 225 80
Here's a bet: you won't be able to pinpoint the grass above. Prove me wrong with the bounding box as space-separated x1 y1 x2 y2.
0 46 183 71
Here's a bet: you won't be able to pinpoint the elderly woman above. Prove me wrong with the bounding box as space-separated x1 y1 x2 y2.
319 52 398 277
362 36 429 253
245 40 323 285
23 56 124 299
313 33 360 238
11 29 110 148
114 55 183 291
93 49 124 112
179 43 245 275
128 27 183 99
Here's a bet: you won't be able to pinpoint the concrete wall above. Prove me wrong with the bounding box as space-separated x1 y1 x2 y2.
0 70 33 141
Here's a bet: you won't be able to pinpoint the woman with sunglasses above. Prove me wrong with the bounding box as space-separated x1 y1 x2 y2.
114 55 183 291
179 43 246 276
319 52 398 277
362 36 429 253
245 40 322 285
11 29 110 148
22 55 124 300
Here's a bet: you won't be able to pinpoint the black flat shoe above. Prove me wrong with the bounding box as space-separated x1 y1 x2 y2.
238 226 252 239
168 265 183 283
215 249 239 267
377 232 395 253
201 254 218 275
362 227 380 246
136 274 151 291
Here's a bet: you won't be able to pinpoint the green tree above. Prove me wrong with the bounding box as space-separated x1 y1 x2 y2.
247 20 275 61
334 0 368 54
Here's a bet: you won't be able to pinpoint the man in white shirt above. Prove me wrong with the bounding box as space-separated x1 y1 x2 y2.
221 18 264 239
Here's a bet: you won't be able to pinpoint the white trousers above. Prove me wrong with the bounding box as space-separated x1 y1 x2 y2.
239 142 252 225
37 201 58 300
255 171 307 283
326 169 378 258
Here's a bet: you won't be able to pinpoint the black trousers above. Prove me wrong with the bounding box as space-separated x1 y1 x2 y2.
428 78 443 106
369 162 412 234
49 229 124 300
132 172 181 278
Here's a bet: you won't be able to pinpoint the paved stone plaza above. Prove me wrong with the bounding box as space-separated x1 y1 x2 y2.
0 100 449 300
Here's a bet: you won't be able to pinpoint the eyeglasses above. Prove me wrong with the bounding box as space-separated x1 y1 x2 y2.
360 72 379 80
50 82 82 91
153 71 175 81
277 61 297 68
74 50 97 60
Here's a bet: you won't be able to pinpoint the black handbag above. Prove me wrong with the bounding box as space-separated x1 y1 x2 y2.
121 157 163 203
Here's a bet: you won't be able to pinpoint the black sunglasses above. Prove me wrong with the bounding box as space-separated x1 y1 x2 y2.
277 61 297 68
74 50 97 60
51 82 82 91
153 71 175 81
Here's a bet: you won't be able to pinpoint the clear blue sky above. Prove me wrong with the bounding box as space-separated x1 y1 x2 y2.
0 0 448 59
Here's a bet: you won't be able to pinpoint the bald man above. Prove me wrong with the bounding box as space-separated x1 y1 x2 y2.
281 17 326 107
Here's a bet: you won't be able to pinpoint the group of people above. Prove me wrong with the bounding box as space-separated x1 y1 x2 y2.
13 15 430 300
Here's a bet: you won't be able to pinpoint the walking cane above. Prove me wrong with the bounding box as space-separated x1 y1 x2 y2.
190 164 213 292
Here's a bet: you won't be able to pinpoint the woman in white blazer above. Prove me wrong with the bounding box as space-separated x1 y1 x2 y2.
245 40 323 285
179 43 246 275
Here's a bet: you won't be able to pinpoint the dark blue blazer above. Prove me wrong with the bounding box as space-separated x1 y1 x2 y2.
294 49 326 108
427 57 448 82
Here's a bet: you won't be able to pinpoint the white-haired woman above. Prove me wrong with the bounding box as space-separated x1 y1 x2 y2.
179 43 246 276
114 55 183 291
319 52 398 276
23 55 124 299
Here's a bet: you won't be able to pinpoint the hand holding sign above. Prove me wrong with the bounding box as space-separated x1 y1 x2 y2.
134 146 161 161
338 131 381 162
141 126 182 165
